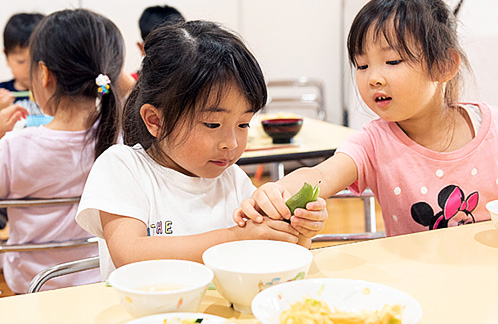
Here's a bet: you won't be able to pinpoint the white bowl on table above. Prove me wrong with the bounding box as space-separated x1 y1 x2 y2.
107 259 214 318
202 240 313 313
251 278 423 324
485 200 498 230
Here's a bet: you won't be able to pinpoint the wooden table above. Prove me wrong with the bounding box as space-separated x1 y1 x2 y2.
1 221 497 323
238 116 357 166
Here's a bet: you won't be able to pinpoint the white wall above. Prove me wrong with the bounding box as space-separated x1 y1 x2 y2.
0 0 497 129
0 0 345 124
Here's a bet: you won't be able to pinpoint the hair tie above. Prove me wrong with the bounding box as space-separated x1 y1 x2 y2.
96 74 111 95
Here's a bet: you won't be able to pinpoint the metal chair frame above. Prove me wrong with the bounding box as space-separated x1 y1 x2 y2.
27 256 100 294
266 77 326 121
0 197 98 293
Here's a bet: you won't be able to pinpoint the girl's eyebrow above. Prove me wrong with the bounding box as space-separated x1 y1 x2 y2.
202 106 254 114
202 107 226 113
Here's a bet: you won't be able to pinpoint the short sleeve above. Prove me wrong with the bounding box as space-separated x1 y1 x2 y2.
336 128 376 195
75 145 149 238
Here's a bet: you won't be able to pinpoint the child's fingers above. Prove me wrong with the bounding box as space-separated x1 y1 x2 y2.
290 224 321 238
252 185 291 220
304 197 327 212
293 210 328 224
290 216 326 233
265 217 299 236
232 208 247 227
239 198 264 223
5 104 28 119
244 219 298 243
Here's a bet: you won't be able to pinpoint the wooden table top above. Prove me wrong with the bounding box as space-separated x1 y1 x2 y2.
238 116 357 165
0 221 497 324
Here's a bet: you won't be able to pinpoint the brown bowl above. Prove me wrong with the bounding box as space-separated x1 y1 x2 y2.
261 118 303 144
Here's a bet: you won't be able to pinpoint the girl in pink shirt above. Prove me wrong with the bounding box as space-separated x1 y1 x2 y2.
234 0 498 237
0 9 124 293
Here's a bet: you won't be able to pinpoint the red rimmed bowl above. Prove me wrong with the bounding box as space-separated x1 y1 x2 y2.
261 118 303 144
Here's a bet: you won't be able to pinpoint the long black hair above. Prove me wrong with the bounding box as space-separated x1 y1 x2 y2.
347 0 468 105
29 9 124 158
123 20 267 155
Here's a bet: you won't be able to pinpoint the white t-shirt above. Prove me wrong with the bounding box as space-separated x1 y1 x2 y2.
76 144 256 279
0 125 100 293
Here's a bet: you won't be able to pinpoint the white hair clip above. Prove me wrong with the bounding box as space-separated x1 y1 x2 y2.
96 74 111 95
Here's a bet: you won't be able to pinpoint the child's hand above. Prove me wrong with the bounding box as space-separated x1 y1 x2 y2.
289 197 328 238
0 104 28 138
0 89 15 110
235 216 299 243
233 182 292 226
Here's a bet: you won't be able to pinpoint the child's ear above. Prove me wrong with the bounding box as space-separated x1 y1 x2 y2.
38 61 54 88
136 41 145 56
439 49 461 83
140 104 162 137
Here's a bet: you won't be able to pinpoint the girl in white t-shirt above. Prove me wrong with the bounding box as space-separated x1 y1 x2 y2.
76 20 327 279
235 0 498 237
0 9 125 293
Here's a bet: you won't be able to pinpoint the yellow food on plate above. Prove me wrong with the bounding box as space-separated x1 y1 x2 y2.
280 297 403 324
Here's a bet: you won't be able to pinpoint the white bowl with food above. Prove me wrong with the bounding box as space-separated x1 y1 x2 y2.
485 200 498 230
251 278 423 324
124 312 227 324
202 240 313 313
108 259 214 318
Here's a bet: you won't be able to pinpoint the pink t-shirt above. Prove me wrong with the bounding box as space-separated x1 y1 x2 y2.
0 125 99 293
337 102 498 237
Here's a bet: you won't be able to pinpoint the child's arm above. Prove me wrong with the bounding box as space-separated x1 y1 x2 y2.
100 211 301 268
234 153 357 224
0 89 14 110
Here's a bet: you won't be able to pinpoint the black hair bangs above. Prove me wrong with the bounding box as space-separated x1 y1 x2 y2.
347 1 425 68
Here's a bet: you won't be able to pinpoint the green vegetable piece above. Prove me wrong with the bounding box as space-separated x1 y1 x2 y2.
285 182 320 215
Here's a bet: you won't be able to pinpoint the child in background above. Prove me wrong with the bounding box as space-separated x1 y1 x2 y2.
235 0 498 237
0 13 45 117
0 9 124 293
137 4 185 55
76 20 327 280
131 4 185 80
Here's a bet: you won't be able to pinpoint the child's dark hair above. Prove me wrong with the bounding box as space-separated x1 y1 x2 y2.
139 5 185 41
347 0 468 105
3 13 44 54
123 20 267 153
29 9 124 158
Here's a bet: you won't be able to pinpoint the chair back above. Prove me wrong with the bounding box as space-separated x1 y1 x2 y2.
0 197 99 293
264 77 326 120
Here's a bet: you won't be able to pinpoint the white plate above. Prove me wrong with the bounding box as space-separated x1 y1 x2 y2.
125 312 227 324
251 278 423 324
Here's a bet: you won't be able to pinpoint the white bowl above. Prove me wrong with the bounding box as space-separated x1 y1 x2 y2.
202 240 313 313
485 200 498 230
252 278 423 324
108 259 214 318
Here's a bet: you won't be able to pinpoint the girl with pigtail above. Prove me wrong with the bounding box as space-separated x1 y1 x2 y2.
0 9 125 293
